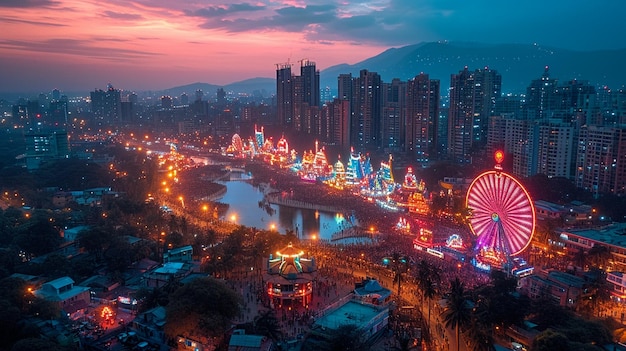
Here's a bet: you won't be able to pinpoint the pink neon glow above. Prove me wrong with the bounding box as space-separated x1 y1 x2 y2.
466 170 535 256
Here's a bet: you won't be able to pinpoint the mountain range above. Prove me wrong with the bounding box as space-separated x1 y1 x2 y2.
165 41 626 97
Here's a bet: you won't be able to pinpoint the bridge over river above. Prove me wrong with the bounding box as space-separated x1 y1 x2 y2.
264 192 345 214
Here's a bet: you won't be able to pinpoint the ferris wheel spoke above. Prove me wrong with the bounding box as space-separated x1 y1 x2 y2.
467 170 535 260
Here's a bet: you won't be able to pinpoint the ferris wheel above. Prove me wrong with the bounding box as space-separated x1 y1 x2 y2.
466 153 536 257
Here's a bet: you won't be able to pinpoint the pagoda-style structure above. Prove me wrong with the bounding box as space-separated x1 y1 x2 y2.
265 243 317 308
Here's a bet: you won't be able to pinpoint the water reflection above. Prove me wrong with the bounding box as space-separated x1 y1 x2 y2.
219 181 351 240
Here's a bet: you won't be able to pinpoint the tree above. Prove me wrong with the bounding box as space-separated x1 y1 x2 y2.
0 299 23 350
383 252 409 296
252 309 282 342
423 279 437 329
78 226 113 259
415 259 441 328
134 286 169 312
10 337 74 351
13 217 62 257
39 254 72 279
532 329 569 351
587 245 610 269
392 330 420 351
164 277 241 340
303 324 370 351
441 277 471 351
104 237 134 273
463 316 494 351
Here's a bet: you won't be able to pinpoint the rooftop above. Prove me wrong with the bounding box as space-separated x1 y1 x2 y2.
314 300 383 330
562 223 626 248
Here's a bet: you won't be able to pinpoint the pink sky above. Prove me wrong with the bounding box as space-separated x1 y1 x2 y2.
0 0 388 92
1 0 624 93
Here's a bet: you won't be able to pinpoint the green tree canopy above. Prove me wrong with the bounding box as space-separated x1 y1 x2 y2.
164 276 241 339
13 216 62 257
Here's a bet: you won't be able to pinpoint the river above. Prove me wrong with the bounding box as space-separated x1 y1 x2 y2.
218 180 355 241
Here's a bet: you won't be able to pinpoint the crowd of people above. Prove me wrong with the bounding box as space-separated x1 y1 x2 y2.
202 155 495 349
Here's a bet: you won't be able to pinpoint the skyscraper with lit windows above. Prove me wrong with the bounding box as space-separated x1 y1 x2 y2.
406 73 440 163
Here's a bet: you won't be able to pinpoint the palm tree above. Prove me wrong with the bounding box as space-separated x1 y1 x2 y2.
384 252 409 296
441 277 471 351
464 316 495 351
253 309 282 342
416 260 440 297
423 278 437 329
392 330 420 351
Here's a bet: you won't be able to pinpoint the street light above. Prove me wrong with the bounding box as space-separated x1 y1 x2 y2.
179 196 185 208
382 253 409 296
230 214 237 223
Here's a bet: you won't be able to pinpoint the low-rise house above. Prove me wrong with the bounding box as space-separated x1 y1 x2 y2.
133 306 166 342
518 270 590 306
144 262 193 288
164 245 193 263
228 330 273 351
34 276 91 320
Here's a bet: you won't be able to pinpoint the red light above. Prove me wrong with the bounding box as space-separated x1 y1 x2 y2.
494 150 504 164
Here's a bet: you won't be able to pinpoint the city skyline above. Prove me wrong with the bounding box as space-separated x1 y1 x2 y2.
3 0 626 94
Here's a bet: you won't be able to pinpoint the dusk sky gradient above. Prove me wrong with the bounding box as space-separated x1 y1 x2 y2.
2 0 626 94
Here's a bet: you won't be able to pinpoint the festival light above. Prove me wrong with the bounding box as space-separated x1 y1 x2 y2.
466 169 536 262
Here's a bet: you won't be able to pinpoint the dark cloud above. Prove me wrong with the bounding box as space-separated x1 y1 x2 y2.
190 3 266 19
0 16 66 26
0 38 160 61
102 11 144 21
186 1 420 45
194 4 336 33
182 0 626 50
0 0 59 8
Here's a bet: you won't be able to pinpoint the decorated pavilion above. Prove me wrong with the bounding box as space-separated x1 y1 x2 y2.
265 243 317 308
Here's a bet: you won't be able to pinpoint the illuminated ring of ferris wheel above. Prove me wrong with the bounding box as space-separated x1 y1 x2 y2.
466 170 536 256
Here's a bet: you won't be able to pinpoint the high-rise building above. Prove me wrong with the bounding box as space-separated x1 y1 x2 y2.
280 60 321 133
381 78 406 152
321 86 332 104
299 60 320 134
576 125 626 197
276 63 293 127
180 93 189 105
23 129 70 170
48 99 68 126
161 96 172 109
406 73 440 163
350 69 382 149
447 67 475 162
90 84 122 123
447 67 501 162
486 113 535 178
292 75 303 131
300 60 320 108
525 66 557 120
535 120 575 179
473 67 501 142
321 98 350 148
195 89 204 102
338 74 353 101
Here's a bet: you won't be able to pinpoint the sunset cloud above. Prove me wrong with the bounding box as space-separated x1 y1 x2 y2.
1 0 625 93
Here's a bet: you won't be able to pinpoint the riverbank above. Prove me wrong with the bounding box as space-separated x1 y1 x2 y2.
245 161 397 233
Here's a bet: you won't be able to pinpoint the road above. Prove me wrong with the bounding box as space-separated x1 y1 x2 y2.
331 259 467 351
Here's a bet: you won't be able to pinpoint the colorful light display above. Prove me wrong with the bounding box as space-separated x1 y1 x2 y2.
466 166 536 266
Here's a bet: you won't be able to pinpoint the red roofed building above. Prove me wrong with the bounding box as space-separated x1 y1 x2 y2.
265 242 317 307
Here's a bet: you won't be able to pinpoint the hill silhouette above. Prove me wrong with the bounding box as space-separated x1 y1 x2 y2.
160 41 626 97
